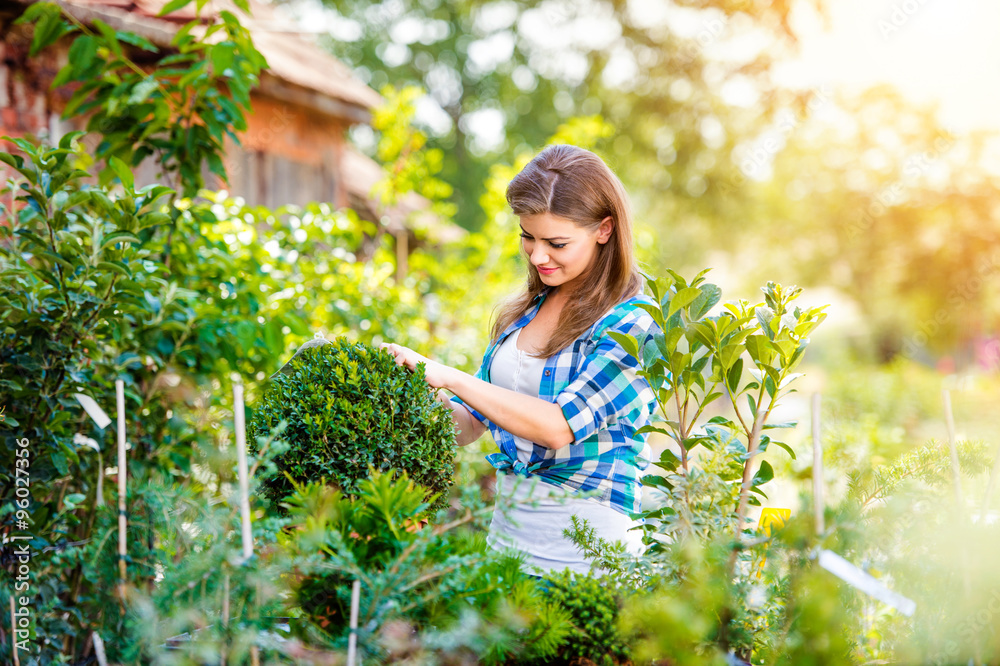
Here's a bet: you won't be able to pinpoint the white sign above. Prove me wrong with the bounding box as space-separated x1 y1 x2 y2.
818 549 916 617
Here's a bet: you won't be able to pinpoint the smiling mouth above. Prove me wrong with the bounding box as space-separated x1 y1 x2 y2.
537 266 558 272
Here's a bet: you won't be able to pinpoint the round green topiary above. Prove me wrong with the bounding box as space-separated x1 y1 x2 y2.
248 337 456 511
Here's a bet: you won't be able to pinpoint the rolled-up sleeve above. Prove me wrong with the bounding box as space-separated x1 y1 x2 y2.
555 308 659 444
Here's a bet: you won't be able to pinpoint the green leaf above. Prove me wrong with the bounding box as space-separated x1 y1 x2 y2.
138 212 172 229
707 415 738 429
92 19 122 57
751 460 774 487
636 424 670 437
116 31 158 52
755 306 775 339
108 156 134 190
29 8 74 57
668 287 701 318
642 475 673 491
633 301 665 330
128 77 160 105
607 330 639 360
745 335 776 365
726 357 743 394
689 283 722 320
762 420 797 430
97 260 132 277
159 0 194 15
653 448 681 472
770 440 797 460
100 231 141 251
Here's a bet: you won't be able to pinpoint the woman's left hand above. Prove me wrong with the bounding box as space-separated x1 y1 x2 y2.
380 343 453 389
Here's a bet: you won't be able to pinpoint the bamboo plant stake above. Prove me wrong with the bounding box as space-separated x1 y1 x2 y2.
233 380 261 665
10 596 19 666
234 380 253 561
812 393 825 534
347 579 361 666
221 573 230 666
91 633 108 666
115 380 128 599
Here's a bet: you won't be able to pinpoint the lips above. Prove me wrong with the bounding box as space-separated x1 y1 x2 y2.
536 266 558 275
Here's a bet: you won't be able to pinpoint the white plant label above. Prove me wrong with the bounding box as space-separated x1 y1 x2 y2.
818 549 916 617
75 393 111 429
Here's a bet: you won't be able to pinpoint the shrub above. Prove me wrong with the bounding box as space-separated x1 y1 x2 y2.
531 569 636 666
248 337 457 510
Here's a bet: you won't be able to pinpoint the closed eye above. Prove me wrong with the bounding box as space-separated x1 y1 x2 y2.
520 233 566 249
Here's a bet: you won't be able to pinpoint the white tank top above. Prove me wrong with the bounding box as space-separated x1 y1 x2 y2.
486 328 644 575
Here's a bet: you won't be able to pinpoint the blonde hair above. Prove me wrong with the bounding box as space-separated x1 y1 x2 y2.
491 144 642 357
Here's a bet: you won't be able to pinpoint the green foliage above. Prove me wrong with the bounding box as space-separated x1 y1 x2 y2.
319 0 816 234
279 469 572 662
618 270 827 543
531 569 635 666
15 0 266 197
568 269 836 663
848 439 991 510
247 339 457 510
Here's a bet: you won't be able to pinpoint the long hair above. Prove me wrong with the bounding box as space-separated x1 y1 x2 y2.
490 144 643 357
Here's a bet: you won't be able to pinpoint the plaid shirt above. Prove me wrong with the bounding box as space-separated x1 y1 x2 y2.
452 289 660 516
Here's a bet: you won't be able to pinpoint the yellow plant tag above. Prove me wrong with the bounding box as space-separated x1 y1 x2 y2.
758 507 791 535
754 508 792 579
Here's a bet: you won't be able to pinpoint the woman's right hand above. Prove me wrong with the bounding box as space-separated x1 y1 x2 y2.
380 342 455 390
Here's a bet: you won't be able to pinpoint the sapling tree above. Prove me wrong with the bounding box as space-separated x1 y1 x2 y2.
593 269 828 660
608 270 827 544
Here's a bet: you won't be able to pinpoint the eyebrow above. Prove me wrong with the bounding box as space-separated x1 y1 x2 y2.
519 225 570 241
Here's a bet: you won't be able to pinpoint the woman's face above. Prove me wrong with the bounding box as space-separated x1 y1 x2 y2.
519 212 613 293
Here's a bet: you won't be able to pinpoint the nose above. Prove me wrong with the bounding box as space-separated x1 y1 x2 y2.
529 242 549 266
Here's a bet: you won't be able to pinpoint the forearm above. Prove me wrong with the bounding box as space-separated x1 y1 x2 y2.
435 390 485 446
446 369 574 450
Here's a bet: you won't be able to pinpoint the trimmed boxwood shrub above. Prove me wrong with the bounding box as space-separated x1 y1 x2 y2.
248 337 456 510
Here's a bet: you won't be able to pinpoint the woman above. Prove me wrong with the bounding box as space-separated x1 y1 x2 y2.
382 144 660 574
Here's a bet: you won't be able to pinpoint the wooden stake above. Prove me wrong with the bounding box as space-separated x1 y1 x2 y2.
95 449 104 508
234 379 260 665
347 579 361 666
233 380 253 561
116 380 128 595
92 632 108 666
942 390 964 509
221 573 230 666
10 596 19 666
812 392 825 534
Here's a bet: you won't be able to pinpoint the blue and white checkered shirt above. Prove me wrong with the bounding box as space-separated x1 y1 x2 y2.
452 289 661 516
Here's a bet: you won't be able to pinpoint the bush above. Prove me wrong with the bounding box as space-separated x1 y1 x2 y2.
532 570 635 666
248 337 457 510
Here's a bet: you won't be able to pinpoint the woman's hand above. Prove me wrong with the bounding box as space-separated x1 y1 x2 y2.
380 343 454 389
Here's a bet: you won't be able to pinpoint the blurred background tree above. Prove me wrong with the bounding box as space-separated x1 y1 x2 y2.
282 0 1000 368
